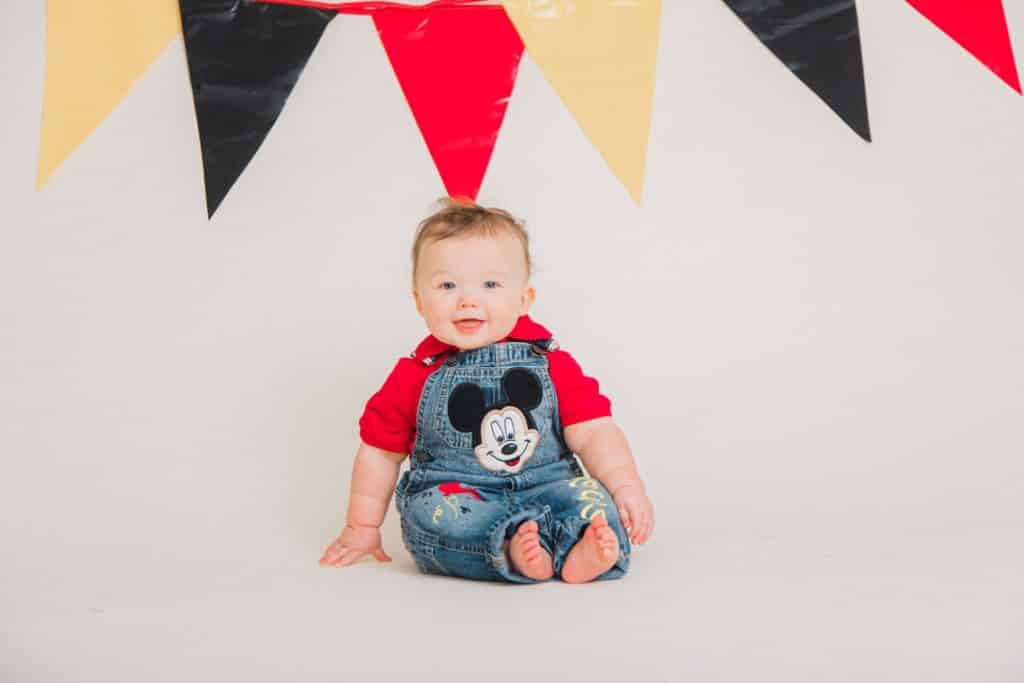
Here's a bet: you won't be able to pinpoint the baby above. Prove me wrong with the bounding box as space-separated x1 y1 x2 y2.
319 199 654 583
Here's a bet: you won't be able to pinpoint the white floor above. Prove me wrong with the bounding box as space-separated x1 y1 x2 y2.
4 513 1022 683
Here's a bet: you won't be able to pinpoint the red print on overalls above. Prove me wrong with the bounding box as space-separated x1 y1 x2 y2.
439 482 485 501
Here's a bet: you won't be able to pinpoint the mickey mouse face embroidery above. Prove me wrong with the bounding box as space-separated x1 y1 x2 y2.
447 368 543 474
478 406 538 471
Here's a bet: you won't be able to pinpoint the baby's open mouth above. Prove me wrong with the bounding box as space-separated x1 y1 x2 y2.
455 319 484 333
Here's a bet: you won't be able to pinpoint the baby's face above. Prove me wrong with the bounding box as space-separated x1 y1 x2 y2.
413 230 535 351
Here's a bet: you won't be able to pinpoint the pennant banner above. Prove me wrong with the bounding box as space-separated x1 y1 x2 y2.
372 4 524 201
722 0 872 141
501 0 661 204
180 1 336 217
39 0 1024 213
906 0 1021 93
37 1 181 189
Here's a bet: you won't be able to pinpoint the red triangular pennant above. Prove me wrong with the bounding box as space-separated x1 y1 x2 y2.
907 0 1021 93
373 4 524 199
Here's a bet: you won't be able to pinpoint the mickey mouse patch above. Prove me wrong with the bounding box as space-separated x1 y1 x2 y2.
447 368 543 474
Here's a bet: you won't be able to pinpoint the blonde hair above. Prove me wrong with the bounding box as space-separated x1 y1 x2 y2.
411 197 532 286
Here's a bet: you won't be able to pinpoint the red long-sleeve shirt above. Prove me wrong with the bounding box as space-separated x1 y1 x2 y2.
358 315 611 454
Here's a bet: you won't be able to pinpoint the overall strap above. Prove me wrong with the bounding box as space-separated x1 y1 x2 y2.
529 337 560 354
411 349 456 367
411 338 558 366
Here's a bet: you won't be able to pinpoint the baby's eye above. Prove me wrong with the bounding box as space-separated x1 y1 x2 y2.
439 281 456 290
484 280 500 289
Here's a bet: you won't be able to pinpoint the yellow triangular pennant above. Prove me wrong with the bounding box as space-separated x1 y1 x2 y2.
36 1 181 189
501 0 661 204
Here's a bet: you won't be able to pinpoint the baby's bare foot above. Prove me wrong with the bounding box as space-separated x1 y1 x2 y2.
505 520 553 580
561 514 619 584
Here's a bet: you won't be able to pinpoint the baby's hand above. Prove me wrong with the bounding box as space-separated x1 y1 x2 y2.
319 523 392 568
613 484 654 546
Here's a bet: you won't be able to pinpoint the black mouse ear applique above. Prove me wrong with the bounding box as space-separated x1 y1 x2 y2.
501 368 542 413
448 383 487 433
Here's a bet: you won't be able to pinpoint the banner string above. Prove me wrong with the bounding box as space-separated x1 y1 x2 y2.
254 0 493 14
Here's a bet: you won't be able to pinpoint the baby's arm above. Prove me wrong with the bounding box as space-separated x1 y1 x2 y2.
565 417 655 545
319 441 407 568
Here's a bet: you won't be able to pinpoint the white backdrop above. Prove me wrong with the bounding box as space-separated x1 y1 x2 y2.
2 2 1022 681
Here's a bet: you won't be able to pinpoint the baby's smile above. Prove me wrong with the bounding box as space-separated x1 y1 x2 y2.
454 318 485 334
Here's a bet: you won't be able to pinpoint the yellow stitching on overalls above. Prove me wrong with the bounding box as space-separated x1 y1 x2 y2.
444 494 460 518
432 495 461 525
568 477 609 519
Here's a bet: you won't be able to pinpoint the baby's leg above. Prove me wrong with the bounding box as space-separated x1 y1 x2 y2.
398 480 508 581
517 475 631 583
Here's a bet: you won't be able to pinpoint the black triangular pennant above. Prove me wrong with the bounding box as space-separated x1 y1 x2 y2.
180 1 336 218
722 0 871 141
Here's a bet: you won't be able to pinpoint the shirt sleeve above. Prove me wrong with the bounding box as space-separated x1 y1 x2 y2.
547 349 612 427
358 358 422 454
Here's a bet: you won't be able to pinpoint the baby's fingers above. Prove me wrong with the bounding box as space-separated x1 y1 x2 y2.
643 517 654 544
319 542 347 566
621 504 642 544
635 512 650 545
636 506 655 544
336 549 366 567
628 506 648 545
618 503 632 535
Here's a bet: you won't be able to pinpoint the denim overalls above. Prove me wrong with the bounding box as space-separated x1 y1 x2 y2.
393 338 631 583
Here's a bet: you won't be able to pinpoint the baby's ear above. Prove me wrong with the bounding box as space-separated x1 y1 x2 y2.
448 383 486 433
520 285 535 314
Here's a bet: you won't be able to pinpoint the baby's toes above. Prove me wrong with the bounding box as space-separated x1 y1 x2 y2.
516 520 539 540
511 520 545 559
595 528 618 556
